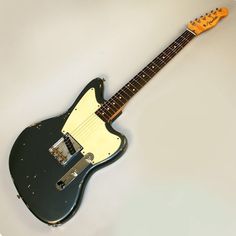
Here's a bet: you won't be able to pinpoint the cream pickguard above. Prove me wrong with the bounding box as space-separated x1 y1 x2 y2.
61 87 122 164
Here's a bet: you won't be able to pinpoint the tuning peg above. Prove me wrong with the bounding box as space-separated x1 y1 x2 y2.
211 10 214 13
216 8 219 10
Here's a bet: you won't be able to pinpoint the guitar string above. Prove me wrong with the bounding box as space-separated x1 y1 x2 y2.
66 32 195 142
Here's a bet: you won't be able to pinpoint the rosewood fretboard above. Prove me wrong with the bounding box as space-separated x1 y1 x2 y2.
95 29 195 122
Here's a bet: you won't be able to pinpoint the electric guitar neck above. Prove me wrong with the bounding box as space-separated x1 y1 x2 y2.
96 7 228 122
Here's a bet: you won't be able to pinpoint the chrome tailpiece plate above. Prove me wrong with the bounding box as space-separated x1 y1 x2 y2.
56 152 94 190
49 133 82 165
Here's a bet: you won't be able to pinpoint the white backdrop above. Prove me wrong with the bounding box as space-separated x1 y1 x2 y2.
1 0 236 235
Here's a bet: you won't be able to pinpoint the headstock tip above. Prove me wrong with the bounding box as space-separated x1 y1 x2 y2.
218 7 229 17
187 7 229 36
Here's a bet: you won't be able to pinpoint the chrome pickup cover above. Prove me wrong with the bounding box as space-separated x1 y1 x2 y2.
49 133 82 165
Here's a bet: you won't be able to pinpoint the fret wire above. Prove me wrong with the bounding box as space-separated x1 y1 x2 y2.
100 112 110 121
185 30 195 38
164 48 176 57
180 35 189 43
159 52 171 62
125 84 137 94
128 85 139 94
138 71 149 80
171 42 182 52
157 56 167 65
153 57 166 68
100 85 132 117
177 36 189 45
151 60 162 69
127 80 140 90
99 93 123 113
162 51 173 59
175 40 188 48
147 65 156 74
100 104 115 116
130 79 143 90
99 110 110 120
113 95 124 106
178 31 192 41
96 109 110 120
182 30 193 38
139 70 151 80
179 35 194 44
124 83 134 93
123 85 136 96
131 78 144 88
174 41 183 48
143 66 155 77
120 87 132 99
148 61 160 72
168 44 181 54
182 31 190 38
156 55 167 65
109 98 121 109
115 92 127 106
116 91 128 103
106 103 117 114
132 77 146 88
130 77 146 95
136 74 148 83
153 58 165 67
119 88 131 99
169 47 178 54
163 47 178 58
114 92 127 106
97 106 106 115
99 99 117 114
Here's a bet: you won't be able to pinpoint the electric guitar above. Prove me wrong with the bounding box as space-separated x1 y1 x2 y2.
9 7 228 226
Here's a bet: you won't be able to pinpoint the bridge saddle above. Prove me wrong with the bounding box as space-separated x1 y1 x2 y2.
49 133 82 165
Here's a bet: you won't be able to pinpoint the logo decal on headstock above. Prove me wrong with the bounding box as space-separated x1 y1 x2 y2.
187 7 229 35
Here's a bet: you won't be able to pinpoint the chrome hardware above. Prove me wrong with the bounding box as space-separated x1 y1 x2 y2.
56 152 94 190
49 133 82 165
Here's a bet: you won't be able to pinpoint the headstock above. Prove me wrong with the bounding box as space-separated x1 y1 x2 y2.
187 7 228 35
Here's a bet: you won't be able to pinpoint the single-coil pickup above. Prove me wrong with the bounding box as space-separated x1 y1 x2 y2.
63 135 76 155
